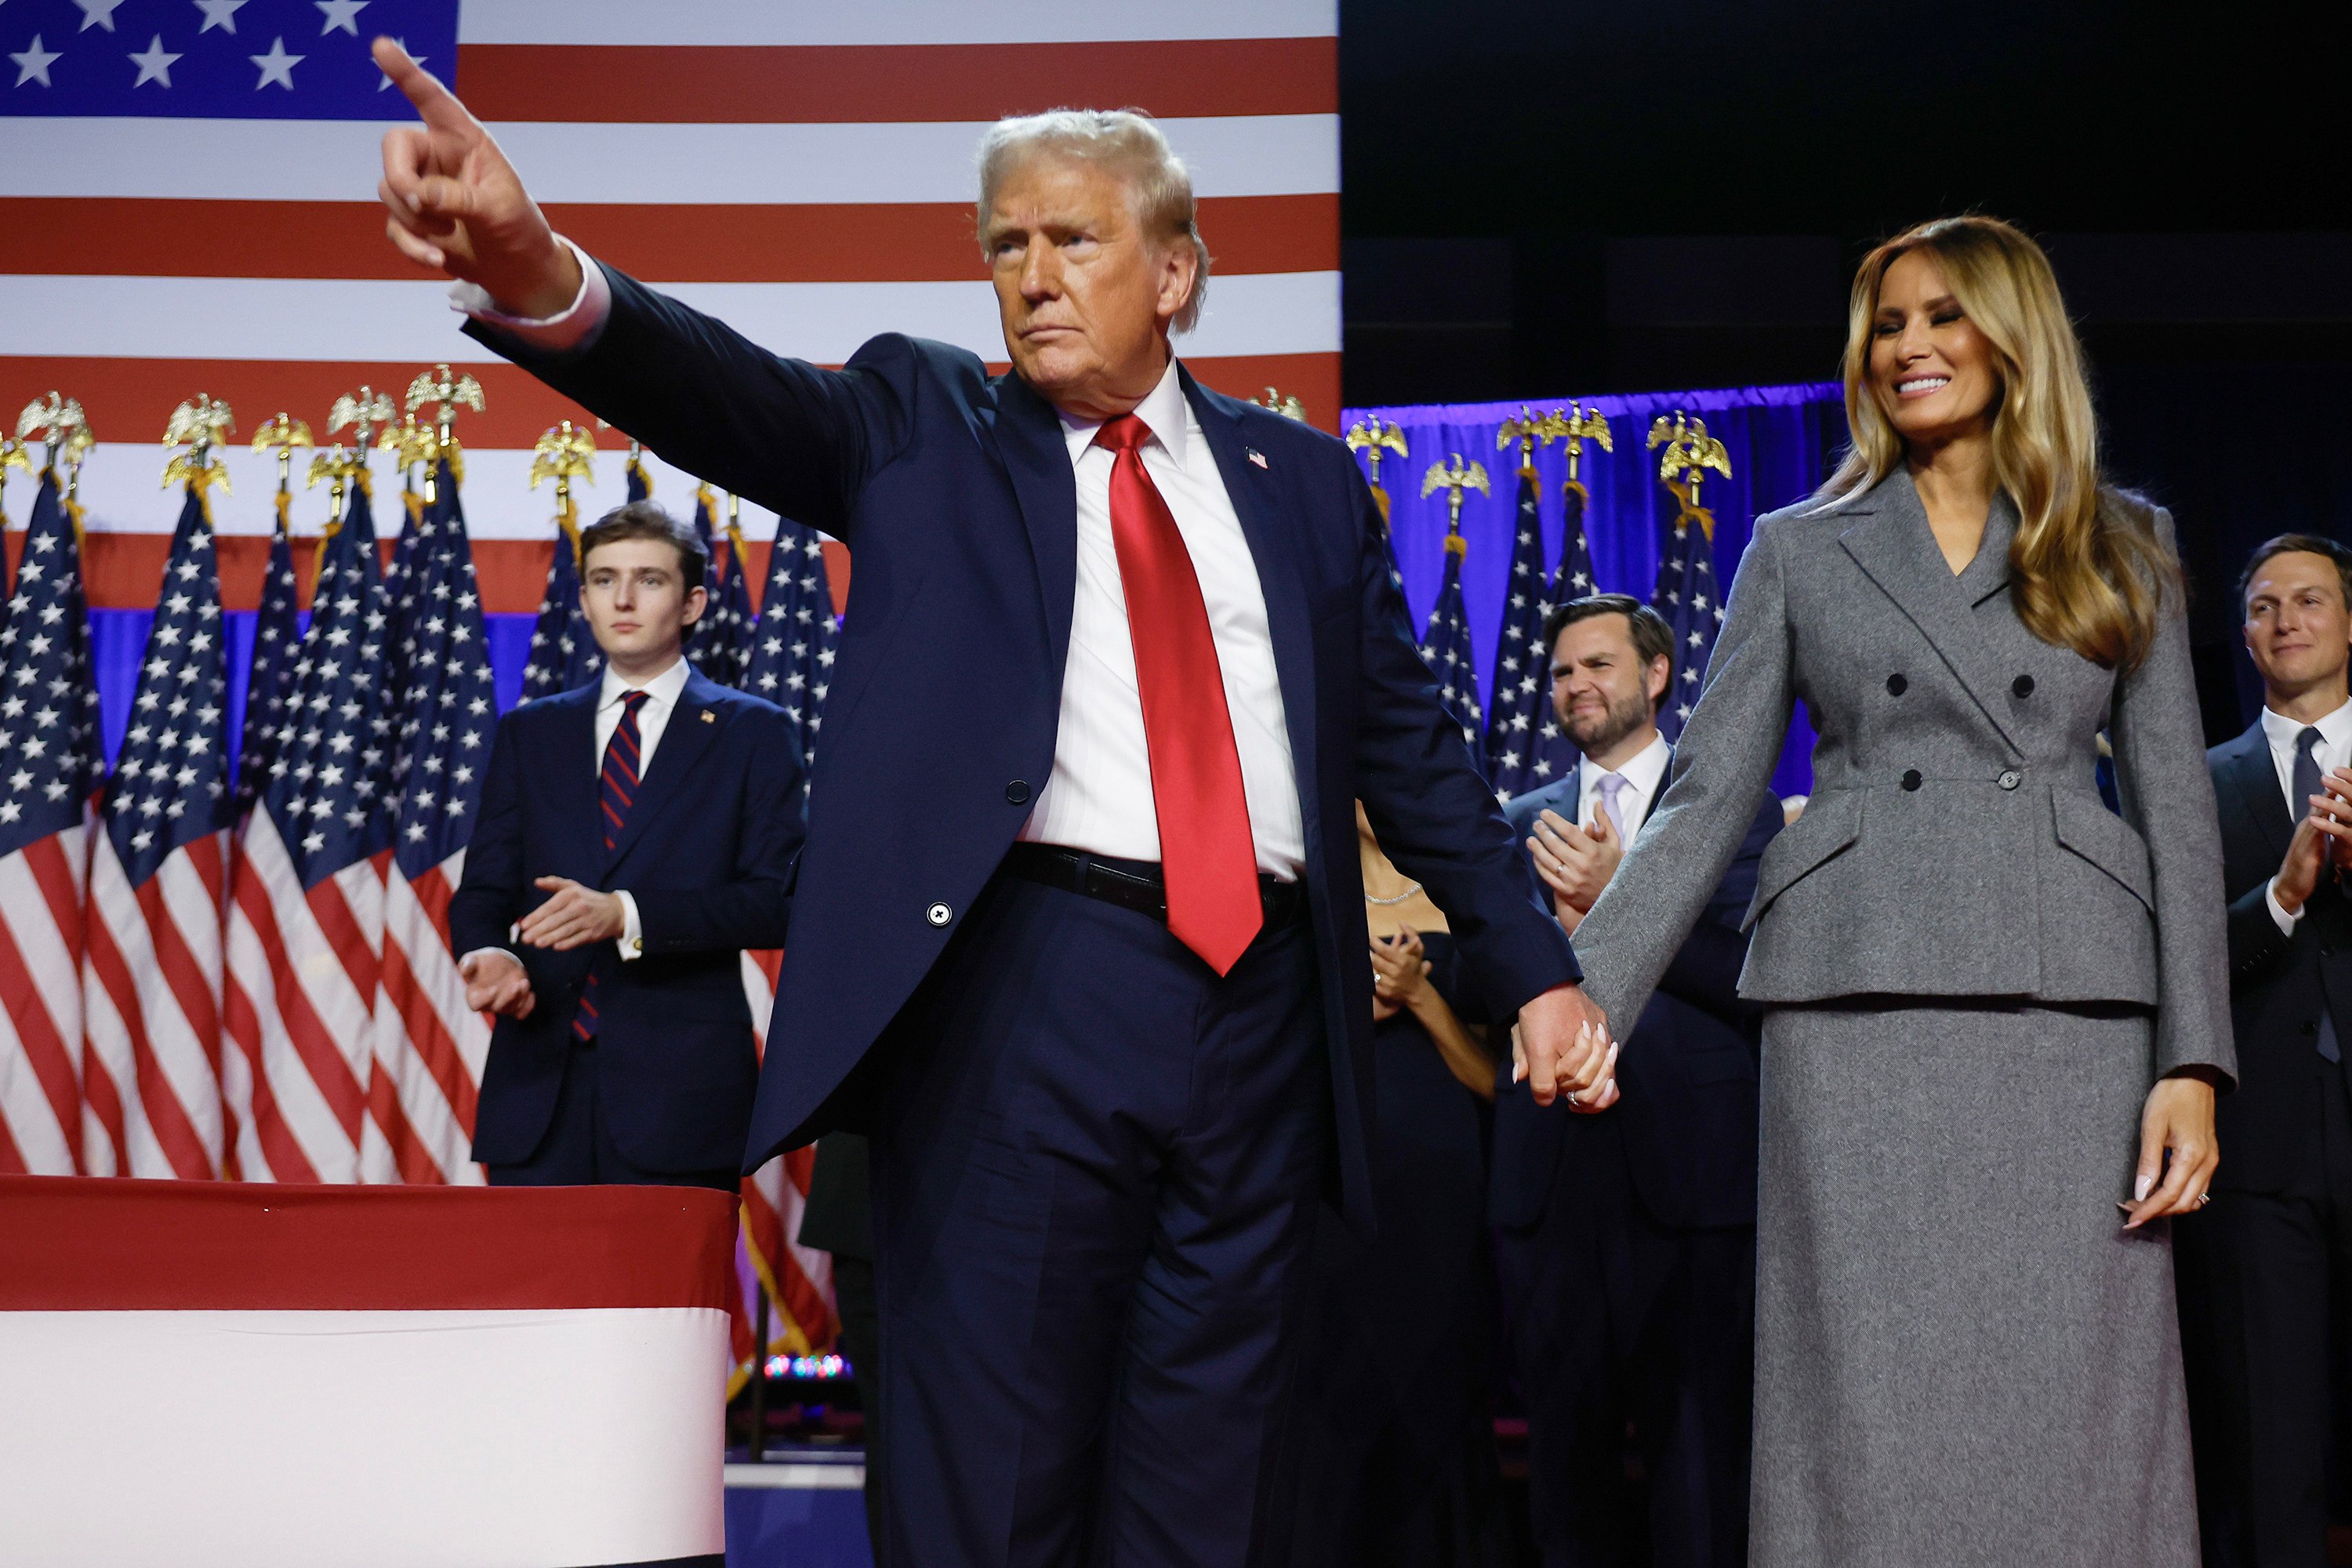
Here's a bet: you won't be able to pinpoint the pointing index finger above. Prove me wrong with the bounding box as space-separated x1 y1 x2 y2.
372 35 475 134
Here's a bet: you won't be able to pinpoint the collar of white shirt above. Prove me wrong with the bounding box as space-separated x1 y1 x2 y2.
1058 357 1192 472
598 655 692 716
2260 695 2352 763
1581 728 1671 808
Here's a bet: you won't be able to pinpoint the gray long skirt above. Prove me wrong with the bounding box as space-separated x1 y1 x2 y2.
1753 1003 2199 1566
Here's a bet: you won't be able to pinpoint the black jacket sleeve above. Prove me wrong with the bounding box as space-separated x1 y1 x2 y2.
463 262 922 540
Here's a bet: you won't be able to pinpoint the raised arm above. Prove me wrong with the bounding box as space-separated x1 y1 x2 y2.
1571 516 1798 1035
371 38 909 535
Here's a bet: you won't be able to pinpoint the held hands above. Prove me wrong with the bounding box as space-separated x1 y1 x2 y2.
517 877 626 951
2123 1073 2219 1229
1528 808 1624 928
372 37 580 318
459 950 535 1019
1512 982 1619 1114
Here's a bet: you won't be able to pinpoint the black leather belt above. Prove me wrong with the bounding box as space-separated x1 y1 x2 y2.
1001 844 1305 930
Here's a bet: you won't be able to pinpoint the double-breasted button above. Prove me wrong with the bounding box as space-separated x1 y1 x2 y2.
1900 769 1923 792
1998 768 2023 790
1886 673 1907 696
925 902 953 927
2305 1021 2321 1037
2012 674 2035 699
1005 779 1032 805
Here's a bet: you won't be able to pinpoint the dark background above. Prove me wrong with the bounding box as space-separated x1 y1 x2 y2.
1338 0 2352 739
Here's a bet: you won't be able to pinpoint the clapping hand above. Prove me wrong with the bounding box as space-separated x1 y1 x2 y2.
459 950 535 1019
517 877 626 951
1370 927 1432 1016
1528 808 1624 931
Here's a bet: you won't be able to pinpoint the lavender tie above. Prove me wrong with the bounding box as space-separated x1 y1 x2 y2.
1597 772 1631 843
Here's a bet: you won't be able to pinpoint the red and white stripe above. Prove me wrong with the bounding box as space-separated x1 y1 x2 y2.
368 855 489 1185
733 947 836 1366
0 828 90 1176
220 816 379 1185
78 830 230 1180
1 0 1339 615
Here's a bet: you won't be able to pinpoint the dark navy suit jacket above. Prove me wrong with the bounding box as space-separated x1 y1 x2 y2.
451 668 805 1173
470 264 1577 1217
1491 770 1781 1231
2209 720 2352 1193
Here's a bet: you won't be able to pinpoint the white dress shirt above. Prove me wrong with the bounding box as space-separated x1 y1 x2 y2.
2262 697 2352 934
1574 730 1671 844
1019 358 1304 877
463 249 1306 877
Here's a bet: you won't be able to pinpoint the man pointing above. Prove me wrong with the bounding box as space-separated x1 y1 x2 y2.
373 38 1608 1566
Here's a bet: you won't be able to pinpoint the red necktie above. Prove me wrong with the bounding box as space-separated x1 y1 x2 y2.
1094 414 1261 975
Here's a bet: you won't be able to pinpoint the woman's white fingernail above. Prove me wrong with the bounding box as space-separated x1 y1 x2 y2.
2133 1174 2153 1202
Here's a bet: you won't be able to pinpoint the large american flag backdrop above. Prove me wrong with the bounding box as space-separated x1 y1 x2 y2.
0 0 1340 1377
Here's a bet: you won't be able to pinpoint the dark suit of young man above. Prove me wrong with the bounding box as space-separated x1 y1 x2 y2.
452 655 805 1191
1499 766 1780 1568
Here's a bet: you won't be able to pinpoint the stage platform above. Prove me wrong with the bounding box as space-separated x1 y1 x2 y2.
724 1448 870 1568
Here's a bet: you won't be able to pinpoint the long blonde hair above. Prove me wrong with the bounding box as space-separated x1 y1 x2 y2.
1819 216 2176 670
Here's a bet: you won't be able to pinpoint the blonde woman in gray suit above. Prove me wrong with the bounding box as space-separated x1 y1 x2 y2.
1539 216 2233 1565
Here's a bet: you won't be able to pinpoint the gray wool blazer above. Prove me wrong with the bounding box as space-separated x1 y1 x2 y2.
1571 467 2235 1085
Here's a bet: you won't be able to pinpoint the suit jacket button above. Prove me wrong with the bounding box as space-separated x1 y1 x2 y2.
1886 673 1907 696
1901 769 1922 792
926 902 953 927
1998 769 2023 790
2012 673 2035 698
2305 1021 2321 1036
1005 780 1031 805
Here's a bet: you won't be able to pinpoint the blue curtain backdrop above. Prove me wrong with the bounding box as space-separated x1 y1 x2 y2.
1343 382 1846 798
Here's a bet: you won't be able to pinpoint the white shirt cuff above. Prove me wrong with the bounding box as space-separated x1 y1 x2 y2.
448 235 611 354
616 890 644 960
2267 880 2306 937
461 946 524 971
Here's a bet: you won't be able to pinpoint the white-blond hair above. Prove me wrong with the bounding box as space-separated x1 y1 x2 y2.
976 108 1210 333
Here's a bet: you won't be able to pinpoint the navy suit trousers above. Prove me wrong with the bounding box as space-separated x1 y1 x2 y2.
484 1040 741 1193
869 871 1328 1568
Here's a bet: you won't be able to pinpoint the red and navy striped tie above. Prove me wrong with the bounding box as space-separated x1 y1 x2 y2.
575 688 650 1042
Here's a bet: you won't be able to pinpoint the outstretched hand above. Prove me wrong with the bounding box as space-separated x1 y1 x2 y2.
372 36 580 317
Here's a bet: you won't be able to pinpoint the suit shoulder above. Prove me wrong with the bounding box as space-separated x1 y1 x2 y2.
844 335 992 404
506 684 595 728
2207 722 2264 773
702 683 791 724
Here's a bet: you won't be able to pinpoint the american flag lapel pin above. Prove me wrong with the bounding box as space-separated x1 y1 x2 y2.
1247 448 1269 469
699 709 716 724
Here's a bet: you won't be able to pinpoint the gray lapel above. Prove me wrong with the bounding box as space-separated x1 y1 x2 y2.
1837 471 2025 755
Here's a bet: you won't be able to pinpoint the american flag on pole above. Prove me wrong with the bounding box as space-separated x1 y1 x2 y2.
1 0 1339 615
1651 499 1723 745
1420 532 1484 757
80 480 235 1180
1483 456 1563 802
685 485 751 689
372 456 492 1183
519 509 599 699
0 470 99 1175
235 488 304 811
222 468 390 1184
745 516 838 768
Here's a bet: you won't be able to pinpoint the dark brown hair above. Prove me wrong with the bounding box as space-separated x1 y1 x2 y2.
1543 593 1675 688
579 499 708 586
2239 533 2352 614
